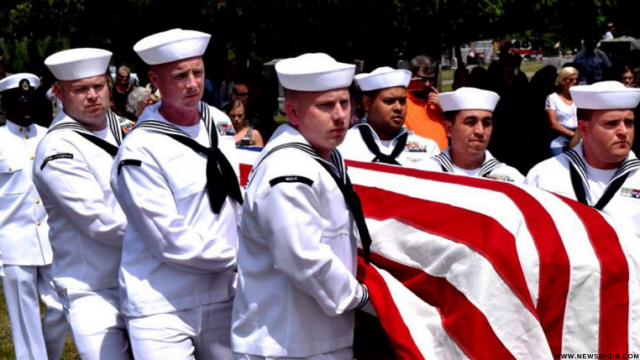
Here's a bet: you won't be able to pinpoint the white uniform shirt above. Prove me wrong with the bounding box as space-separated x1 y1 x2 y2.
110 101 239 318
422 147 525 183
338 122 440 168
232 124 366 358
0 120 52 266
525 143 640 239
33 111 126 292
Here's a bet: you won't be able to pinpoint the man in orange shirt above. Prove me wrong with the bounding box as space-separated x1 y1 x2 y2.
404 55 448 150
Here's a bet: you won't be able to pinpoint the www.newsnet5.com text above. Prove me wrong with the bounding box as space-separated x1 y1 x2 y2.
553 354 639 359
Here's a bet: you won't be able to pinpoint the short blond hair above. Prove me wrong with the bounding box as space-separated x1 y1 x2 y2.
556 66 579 86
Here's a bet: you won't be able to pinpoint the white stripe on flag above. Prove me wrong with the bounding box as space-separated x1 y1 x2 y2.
366 218 552 358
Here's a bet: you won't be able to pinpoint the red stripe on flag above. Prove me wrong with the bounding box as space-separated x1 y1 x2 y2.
357 257 425 360
354 185 535 314
240 163 252 187
347 160 570 353
557 197 629 354
369 252 516 359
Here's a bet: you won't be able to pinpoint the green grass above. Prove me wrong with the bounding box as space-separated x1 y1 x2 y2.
520 60 544 74
0 282 79 359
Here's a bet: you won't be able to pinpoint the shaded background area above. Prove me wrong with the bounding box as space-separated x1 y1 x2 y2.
2 0 640 83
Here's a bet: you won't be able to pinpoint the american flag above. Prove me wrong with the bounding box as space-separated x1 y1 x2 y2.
237 148 640 359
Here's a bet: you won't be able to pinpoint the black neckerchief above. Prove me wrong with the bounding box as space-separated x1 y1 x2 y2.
357 124 408 165
47 110 125 157
134 102 242 214
434 150 502 178
565 148 640 210
250 142 372 264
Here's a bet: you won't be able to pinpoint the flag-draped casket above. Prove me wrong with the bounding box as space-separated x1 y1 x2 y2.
236 148 640 359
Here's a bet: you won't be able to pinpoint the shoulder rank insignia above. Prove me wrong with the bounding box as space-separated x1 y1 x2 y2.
41 153 73 170
269 175 314 187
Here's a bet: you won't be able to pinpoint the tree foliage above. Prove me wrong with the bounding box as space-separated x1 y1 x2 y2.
1 0 640 77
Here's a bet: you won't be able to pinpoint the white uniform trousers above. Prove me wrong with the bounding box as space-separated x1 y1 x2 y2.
233 347 353 360
2 264 68 360
58 287 131 360
126 299 234 360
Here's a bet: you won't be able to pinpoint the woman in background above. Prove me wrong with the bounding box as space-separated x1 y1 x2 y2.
224 100 264 147
125 87 152 122
545 66 579 156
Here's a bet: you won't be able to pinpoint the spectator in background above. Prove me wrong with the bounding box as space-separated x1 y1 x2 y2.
231 79 279 142
633 66 640 88
452 67 469 91
232 82 251 106
603 23 615 40
487 53 533 174
224 100 264 147
545 67 579 156
112 65 137 117
404 55 448 150
468 66 490 90
529 65 561 162
145 83 161 104
574 37 612 84
125 87 151 121
220 58 238 109
617 64 636 88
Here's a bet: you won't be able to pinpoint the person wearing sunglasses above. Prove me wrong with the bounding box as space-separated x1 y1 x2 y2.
113 65 136 118
545 66 579 156
404 55 448 151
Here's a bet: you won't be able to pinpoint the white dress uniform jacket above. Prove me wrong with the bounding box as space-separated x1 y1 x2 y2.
110 101 239 318
338 122 439 168
422 147 525 183
525 143 640 238
232 124 368 358
33 111 126 292
0 120 52 265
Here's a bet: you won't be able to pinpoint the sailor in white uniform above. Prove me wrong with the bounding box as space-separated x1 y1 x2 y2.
526 81 640 239
339 67 439 167
422 87 525 183
0 73 68 360
110 29 242 359
33 49 132 359
231 53 376 360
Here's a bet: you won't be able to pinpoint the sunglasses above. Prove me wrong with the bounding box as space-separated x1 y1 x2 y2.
117 74 130 79
234 92 249 97
418 75 436 83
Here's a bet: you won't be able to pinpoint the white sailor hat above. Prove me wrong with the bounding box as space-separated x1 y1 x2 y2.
45 48 112 81
355 67 411 91
439 87 500 112
570 81 640 110
134 29 211 65
0 73 40 93
275 53 355 92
